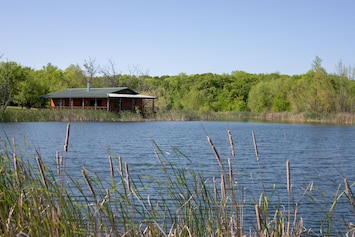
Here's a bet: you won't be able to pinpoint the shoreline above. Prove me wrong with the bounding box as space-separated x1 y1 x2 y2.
1 108 354 125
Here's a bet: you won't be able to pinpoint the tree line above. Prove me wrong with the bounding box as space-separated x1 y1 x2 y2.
1 56 354 114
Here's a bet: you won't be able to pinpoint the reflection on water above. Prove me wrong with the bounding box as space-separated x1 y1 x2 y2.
1 121 354 233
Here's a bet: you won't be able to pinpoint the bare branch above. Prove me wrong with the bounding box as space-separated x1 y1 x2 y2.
128 64 149 78
83 57 99 83
100 59 122 87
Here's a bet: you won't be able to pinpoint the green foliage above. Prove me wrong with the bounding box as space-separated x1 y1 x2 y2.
1 56 355 115
15 68 48 109
63 64 86 88
0 61 28 112
248 81 273 112
37 63 65 92
306 58 336 113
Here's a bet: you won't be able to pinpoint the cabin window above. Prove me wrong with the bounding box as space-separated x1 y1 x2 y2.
89 100 102 106
54 99 61 106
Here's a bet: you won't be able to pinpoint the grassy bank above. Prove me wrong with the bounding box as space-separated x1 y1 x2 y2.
1 107 354 125
0 108 142 122
1 124 354 236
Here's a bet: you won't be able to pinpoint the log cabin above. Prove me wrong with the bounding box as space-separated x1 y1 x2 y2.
40 84 155 114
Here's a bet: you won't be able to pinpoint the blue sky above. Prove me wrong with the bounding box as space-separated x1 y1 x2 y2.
1 1 354 76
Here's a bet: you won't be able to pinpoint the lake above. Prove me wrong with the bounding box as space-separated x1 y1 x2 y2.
1 121 354 234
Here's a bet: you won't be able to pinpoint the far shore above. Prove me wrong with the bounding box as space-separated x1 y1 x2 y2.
1 107 354 125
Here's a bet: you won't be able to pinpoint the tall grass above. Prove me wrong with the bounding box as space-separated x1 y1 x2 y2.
0 124 354 236
2 107 355 124
0 108 126 122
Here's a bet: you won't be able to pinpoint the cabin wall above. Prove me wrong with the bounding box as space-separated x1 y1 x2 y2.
109 98 143 112
121 98 133 111
122 98 143 111
48 97 151 113
50 98 108 110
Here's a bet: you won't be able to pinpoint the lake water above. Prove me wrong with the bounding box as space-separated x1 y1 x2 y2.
1 121 354 234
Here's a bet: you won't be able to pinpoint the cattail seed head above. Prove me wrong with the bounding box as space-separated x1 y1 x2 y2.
286 160 291 191
207 135 224 169
227 129 235 157
64 123 70 152
252 129 259 161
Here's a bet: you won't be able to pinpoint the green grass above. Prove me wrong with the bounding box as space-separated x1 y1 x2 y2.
1 124 355 236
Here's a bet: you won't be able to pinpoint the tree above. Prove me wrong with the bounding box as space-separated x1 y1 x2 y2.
306 57 336 113
100 59 120 87
126 64 150 90
335 60 355 113
15 68 48 109
288 75 307 112
63 64 85 88
270 77 292 112
230 71 259 110
246 75 292 113
247 81 273 112
83 58 99 86
0 61 27 112
37 63 65 92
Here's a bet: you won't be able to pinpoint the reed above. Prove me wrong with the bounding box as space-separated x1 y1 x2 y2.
64 123 70 152
0 125 354 236
3 107 355 125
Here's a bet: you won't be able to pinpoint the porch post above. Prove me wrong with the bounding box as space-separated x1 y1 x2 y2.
107 98 110 111
132 99 135 112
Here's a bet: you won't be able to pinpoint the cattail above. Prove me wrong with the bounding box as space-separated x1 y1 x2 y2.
147 194 153 209
255 204 262 231
108 155 114 179
252 129 265 194
213 177 218 200
293 203 299 231
55 150 59 165
118 156 123 177
299 217 303 233
12 138 19 184
64 123 70 152
125 163 131 191
59 155 63 176
36 150 48 189
252 129 259 161
227 129 235 157
82 168 97 205
207 135 224 169
286 160 291 235
228 156 233 185
82 168 103 229
213 177 219 215
286 160 291 191
56 150 60 175
344 177 355 207
221 174 226 200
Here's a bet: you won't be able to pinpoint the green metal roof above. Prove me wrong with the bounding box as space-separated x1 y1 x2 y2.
40 87 138 99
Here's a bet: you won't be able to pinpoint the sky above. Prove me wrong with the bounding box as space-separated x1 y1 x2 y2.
1 1 355 76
